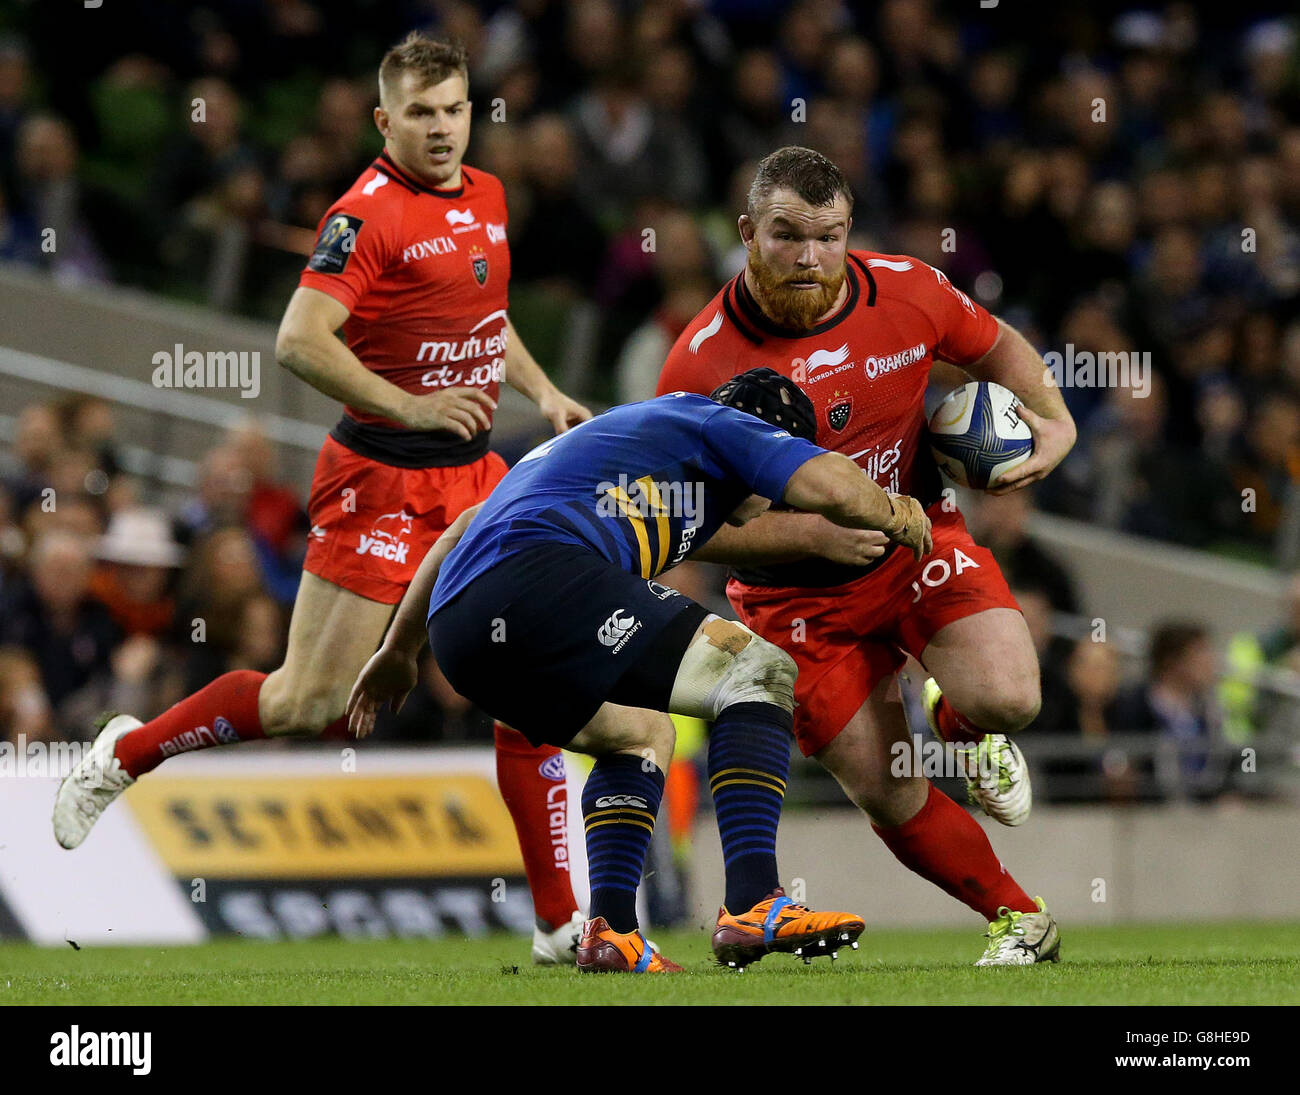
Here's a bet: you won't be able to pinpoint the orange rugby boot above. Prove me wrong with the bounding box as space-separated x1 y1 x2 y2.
576 917 684 973
712 888 865 969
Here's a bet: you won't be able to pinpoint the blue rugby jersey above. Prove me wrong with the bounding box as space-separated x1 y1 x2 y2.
429 393 824 616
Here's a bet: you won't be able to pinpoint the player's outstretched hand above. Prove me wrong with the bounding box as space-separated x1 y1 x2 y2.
817 525 891 566
399 387 496 439
538 388 593 434
346 645 420 739
882 493 932 561
986 405 1077 495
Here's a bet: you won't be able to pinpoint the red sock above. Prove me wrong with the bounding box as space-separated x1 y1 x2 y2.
113 670 269 778
493 722 580 930
872 782 1036 920
932 694 988 746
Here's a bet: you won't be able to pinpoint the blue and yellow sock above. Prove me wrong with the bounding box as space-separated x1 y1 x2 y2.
581 754 664 933
708 701 792 912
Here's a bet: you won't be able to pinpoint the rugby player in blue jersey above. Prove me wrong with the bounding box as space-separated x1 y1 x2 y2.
348 369 931 972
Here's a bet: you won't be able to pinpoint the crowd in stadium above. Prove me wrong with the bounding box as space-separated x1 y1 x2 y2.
2 1 1298 802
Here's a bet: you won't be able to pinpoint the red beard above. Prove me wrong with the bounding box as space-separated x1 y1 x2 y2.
746 248 846 331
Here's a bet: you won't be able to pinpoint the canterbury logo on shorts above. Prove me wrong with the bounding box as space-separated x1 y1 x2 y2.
596 609 637 647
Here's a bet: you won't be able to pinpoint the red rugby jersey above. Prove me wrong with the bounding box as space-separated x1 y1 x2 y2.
657 250 999 586
298 151 511 467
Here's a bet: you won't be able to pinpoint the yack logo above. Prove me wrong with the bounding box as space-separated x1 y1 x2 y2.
445 208 476 227
596 609 640 651
357 509 414 563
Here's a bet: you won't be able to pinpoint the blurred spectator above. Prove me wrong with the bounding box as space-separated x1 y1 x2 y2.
11 114 112 284
224 423 296 541
177 439 302 603
509 114 608 294
1221 570 1300 744
615 277 716 403
2 402 63 512
56 394 121 480
0 179 41 265
175 525 267 692
89 507 184 639
0 35 32 170
0 530 119 712
0 645 53 744
1036 638 1139 803
1226 394 1300 547
968 488 1078 615
178 444 253 538
1114 620 1230 802
227 592 286 675
153 77 258 217
713 49 790 185
570 65 705 222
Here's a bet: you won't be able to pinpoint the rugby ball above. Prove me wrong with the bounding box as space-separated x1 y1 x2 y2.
928 381 1033 489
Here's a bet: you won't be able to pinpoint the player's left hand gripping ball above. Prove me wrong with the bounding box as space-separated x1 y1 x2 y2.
987 405 1077 495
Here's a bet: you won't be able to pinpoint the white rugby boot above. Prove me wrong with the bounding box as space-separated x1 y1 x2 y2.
53 713 140 849
531 910 585 965
976 898 1061 966
922 677 1032 826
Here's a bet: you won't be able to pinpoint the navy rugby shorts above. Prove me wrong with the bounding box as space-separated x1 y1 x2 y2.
428 543 709 746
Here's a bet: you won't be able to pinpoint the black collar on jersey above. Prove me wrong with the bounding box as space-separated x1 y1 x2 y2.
727 253 875 342
373 150 473 198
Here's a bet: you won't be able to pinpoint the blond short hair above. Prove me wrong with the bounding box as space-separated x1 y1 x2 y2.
378 32 468 106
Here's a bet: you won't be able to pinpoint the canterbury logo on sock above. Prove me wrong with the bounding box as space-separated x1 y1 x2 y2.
593 794 648 809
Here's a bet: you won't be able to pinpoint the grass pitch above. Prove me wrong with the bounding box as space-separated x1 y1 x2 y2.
2 921 1297 1005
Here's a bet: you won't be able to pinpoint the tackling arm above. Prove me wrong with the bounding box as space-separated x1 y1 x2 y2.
692 453 932 565
691 454 931 566
783 453 931 559
346 503 482 738
383 503 482 659
691 511 843 565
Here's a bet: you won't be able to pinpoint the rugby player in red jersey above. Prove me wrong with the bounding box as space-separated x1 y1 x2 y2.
55 35 592 964
658 147 1072 964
